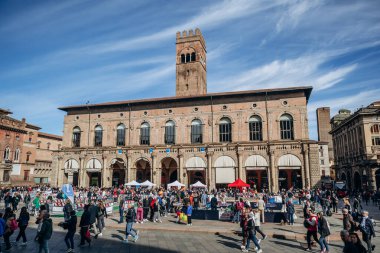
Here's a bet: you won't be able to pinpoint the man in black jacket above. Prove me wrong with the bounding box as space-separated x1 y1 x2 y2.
64 210 77 253
124 204 139 243
88 202 98 237
79 205 91 247
359 210 376 253
37 213 53 253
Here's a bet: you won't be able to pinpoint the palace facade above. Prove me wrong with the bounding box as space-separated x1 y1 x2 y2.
53 29 321 192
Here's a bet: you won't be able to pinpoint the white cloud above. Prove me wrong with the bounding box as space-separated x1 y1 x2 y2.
314 64 357 91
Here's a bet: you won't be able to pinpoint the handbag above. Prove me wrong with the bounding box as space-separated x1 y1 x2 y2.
85 228 91 239
293 214 297 220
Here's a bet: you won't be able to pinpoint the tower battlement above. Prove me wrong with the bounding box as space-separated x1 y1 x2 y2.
176 28 206 48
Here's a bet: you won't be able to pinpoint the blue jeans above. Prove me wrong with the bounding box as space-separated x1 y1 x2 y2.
246 233 260 250
65 230 75 249
232 211 241 222
126 222 137 239
119 208 124 223
319 236 329 251
288 213 294 224
38 239 49 253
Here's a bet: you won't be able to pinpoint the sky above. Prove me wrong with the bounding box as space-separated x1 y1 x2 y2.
1 0 380 140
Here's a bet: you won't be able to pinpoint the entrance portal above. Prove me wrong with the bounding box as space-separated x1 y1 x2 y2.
161 157 178 186
88 172 101 187
136 158 151 183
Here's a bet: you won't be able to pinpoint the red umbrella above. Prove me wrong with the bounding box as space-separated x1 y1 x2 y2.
228 178 250 188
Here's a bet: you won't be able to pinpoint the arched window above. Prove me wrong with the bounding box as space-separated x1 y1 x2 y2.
219 117 232 142
37 141 41 149
191 119 202 144
191 52 196 61
140 122 150 145
280 114 294 140
72 127 81 147
371 124 379 134
186 53 190 63
165 120 175 145
116 124 125 146
94 125 103 147
3 147 10 160
14 148 20 161
181 54 185 63
249 115 262 141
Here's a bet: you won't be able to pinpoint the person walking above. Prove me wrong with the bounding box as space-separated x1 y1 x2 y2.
0 213 6 253
33 193 41 216
342 208 356 232
286 200 295 225
16 206 30 246
340 230 357 253
136 201 144 224
88 202 98 237
153 198 162 223
79 205 91 247
36 212 53 253
143 196 149 222
124 204 139 243
349 232 367 253
358 210 376 253
317 212 330 253
253 209 267 240
96 201 107 237
304 208 322 252
3 207 17 251
331 194 338 213
64 210 77 253
242 212 262 253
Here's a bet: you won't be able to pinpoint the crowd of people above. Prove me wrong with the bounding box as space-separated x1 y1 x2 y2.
0 185 378 253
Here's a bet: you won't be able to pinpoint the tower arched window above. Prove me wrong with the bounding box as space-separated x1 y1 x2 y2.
191 52 196 61
249 116 262 141
181 54 185 63
140 122 150 145
72 127 81 147
191 119 202 144
14 148 20 162
94 125 103 147
186 53 190 63
165 120 175 145
280 114 294 140
116 124 125 146
219 117 232 142
3 147 10 160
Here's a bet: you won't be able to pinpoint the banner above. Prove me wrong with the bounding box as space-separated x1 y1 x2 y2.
62 184 74 204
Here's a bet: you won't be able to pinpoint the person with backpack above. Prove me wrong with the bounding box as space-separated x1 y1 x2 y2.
63 199 73 222
317 212 330 253
64 210 77 253
3 207 17 251
124 204 139 243
286 200 295 225
36 212 53 253
16 206 30 245
304 208 322 251
0 213 6 253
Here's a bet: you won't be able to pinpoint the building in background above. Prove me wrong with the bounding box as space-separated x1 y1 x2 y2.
54 28 321 191
0 108 62 185
330 102 380 191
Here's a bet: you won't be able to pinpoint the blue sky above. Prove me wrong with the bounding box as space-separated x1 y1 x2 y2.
1 0 379 140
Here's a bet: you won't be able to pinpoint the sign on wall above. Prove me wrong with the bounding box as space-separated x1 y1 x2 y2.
11 164 21 175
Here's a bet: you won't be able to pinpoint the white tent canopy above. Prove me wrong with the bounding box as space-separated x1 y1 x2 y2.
125 180 140 186
167 180 185 189
190 181 207 188
140 180 156 187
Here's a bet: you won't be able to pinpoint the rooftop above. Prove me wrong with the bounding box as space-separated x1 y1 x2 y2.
58 86 313 112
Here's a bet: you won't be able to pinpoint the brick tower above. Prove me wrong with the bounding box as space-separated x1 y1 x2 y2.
175 28 207 97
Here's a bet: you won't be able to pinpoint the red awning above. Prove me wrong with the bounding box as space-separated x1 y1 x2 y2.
228 178 250 188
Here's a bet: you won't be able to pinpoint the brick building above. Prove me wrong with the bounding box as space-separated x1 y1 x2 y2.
54 28 321 192
0 108 62 185
330 102 380 191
